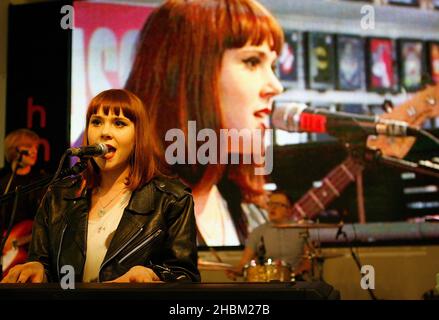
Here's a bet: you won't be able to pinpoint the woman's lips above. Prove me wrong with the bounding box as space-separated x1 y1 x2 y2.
103 152 115 160
103 144 116 160
254 108 271 133
254 108 271 119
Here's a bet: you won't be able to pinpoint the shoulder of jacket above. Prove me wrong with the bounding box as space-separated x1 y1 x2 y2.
152 176 192 200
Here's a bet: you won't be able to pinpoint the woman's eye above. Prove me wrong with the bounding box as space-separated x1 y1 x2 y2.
243 57 261 69
90 118 102 126
115 120 127 127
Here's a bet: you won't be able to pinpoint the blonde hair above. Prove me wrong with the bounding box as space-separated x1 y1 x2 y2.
4 128 40 163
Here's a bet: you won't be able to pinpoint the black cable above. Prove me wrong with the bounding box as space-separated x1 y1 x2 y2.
417 128 439 146
340 225 379 300
48 151 69 186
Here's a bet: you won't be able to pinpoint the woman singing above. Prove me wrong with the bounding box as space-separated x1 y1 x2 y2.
1 89 200 283
125 0 284 246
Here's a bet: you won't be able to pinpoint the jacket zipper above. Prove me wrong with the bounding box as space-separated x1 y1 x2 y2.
57 224 68 280
98 226 144 281
118 229 163 264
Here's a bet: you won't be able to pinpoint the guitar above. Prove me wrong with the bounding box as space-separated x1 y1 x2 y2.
291 84 439 221
367 84 439 159
291 157 364 220
2 219 33 277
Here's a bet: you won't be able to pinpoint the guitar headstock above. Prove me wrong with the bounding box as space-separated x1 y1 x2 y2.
367 84 439 159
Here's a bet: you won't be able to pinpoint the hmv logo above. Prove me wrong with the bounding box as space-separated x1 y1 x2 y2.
27 97 51 163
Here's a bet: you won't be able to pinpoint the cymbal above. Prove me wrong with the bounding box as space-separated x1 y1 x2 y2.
275 222 343 229
198 259 233 271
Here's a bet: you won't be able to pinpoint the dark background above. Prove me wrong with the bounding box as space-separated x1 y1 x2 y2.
6 1 72 173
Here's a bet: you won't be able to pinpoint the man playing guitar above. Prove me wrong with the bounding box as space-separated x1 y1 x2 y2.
0 129 46 277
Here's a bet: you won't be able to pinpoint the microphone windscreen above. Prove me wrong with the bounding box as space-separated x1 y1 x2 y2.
272 103 308 132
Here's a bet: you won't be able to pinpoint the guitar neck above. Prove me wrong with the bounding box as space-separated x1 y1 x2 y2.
291 157 364 220
381 86 438 125
367 85 439 159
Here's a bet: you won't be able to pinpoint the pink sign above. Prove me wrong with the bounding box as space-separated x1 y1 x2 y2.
71 1 154 146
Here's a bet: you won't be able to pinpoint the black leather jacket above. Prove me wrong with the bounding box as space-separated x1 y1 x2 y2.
27 175 200 283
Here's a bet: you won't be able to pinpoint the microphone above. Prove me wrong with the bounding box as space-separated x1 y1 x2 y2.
16 148 30 156
272 103 419 138
14 149 30 167
67 143 109 157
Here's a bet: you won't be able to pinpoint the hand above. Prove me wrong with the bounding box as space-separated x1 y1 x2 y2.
1 261 47 283
224 266 243 281
107 266 162 283
12 234 32 248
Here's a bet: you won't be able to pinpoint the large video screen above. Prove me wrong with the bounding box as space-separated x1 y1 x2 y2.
71 1 439 249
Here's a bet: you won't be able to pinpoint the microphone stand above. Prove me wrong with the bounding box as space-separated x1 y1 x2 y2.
0 161 88 207
0 159 88 274
257 236 266 266
355 170 366 224
337 129 371 225
3 154 24 197
0 153 25 274
365 150 439 179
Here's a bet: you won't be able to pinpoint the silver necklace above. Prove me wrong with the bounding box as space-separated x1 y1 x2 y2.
97 187 126 218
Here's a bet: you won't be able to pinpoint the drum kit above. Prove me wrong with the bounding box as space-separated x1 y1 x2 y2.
199 221 345 282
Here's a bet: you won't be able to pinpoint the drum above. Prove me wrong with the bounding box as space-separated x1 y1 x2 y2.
243 259 292 282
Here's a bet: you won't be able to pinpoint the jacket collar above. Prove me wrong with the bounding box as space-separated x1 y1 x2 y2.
63 177 156 215
125 182 155 215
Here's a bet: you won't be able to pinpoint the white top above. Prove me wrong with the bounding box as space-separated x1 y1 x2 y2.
196 185 240 247
82 191 132 282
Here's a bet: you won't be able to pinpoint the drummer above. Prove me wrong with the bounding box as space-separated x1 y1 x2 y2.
226 190 306 280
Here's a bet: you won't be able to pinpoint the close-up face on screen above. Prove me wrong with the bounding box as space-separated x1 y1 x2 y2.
2 0 439 308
